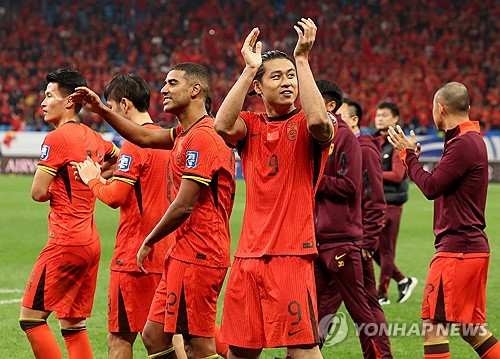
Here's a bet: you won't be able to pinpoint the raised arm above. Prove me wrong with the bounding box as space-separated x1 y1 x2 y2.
293 18 333 143
70 87 174 149
214 28 262 143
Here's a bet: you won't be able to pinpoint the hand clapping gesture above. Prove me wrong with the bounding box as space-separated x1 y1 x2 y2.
241 27 262 70
387 125 422 157
293 18 318 59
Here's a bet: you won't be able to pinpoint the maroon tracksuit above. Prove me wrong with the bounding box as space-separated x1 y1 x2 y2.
400 121 489 253
358 134 392 358
315 118 387 358
373 133 408 297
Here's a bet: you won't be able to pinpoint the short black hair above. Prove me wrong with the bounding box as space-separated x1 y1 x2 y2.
254 50 295 83
170 62 210 101
104 73 150 113
377 102 400 118
316 80 343 113
46 68 87 113
344 98 363 128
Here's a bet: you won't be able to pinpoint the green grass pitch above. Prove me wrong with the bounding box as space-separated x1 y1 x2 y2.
0 176 499 358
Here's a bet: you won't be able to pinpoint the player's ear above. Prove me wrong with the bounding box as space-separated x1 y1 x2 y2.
191 83 202 97
253 80 262 96
326 100 336 113
65 96 74 110
120 98 130 113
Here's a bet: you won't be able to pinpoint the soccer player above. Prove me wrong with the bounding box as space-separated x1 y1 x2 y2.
315 81 388 359
338 98 392 358
214 19 333 359
71 73 185 359
19 69 119 359
71 63 235 359
372 102 417 305
387 81 500 359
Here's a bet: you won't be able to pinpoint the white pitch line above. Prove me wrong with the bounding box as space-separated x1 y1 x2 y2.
0 298 22 305
0 289 23 293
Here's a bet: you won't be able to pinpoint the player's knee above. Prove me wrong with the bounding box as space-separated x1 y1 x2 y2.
60 326 86 338
108 332 136 347
19 318 46 332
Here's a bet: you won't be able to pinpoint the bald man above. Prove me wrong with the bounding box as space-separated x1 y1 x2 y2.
388 82 500 359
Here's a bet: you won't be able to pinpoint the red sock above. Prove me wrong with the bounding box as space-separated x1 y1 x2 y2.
214 324 228 358
62 329 93 359
482 341 500 358
24 323 63 359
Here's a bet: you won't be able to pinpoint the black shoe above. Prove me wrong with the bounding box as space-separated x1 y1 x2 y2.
398 277 418 303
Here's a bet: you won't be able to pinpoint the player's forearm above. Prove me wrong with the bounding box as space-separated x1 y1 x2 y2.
97 107 171 149
214 67 255 141
295 57 332 142
88 178 129 209
143 202 193 246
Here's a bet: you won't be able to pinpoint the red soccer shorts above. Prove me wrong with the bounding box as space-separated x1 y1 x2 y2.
108 271 162 333
148 256 227 337
221 256 320 349
421 252 490 324
22 240 100 319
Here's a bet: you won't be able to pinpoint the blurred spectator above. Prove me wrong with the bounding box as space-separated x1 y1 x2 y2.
0 0 497 132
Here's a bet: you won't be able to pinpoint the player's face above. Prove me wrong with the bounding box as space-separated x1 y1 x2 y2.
337 103 358 131
374 108 398 131
161 70 192 114
40 83 69 124
257 58 297 109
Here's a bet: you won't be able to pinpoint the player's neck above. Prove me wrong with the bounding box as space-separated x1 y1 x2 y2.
131 111 153 126
177 107 209 130
53 114 79 129
265 103 296 118
444 115 470 131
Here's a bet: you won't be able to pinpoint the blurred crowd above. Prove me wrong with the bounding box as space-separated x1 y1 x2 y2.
0 0 498 132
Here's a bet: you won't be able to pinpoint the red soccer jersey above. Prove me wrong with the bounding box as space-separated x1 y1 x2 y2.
110 123 174 274
37 122 118 245
234 109 331 258
168 116 235 268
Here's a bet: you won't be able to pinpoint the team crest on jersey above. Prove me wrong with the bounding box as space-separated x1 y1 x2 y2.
40 145 50 160
185 150 199 169
117 155 132 172
286 122 298 141
327 112 338 126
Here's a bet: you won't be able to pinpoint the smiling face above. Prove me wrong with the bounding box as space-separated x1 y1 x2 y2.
254 58 298 113
160 69 194 115
40 82 70 125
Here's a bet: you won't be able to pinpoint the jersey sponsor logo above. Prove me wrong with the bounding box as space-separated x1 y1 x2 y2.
185 150 199 169
40 145 50 160
286 121 298 141
334 253 346 260
117 155 132 172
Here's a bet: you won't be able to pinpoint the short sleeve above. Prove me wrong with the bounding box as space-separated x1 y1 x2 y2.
181 129 219 186
37 131 67 176
103 139 119 161
113 141 143 185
